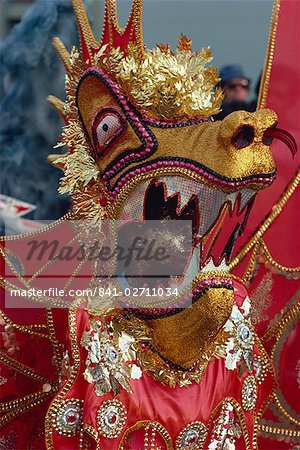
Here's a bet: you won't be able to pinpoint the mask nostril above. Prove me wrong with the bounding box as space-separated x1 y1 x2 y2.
232 125 255 149
262 130 274 146
262 123 277 146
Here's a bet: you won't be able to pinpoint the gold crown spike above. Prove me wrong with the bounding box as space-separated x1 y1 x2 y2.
52 0 222 120
100 0 144 59
71 0 144 63
52 37 72 72
72 0 99 61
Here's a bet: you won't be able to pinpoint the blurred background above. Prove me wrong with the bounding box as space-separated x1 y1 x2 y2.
0 0 273 229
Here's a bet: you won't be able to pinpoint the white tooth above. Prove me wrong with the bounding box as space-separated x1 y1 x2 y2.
201 256 229 272
158 178 228 237
163 177 191 208
226 192 238 213
238 189 256 214
168 276 180 288
169 247 199 290
197 186 227 236
201 257 217 272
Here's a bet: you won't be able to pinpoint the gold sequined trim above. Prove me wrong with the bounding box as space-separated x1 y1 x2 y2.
112 311 229 388
258 239 300 278
45 309 81 449
230 170 300 272
258 423 300 439
0 390 54 427
0 211 73 242
262 294 300 343
118 420 173 450
208 398 254 450
257 0 280 109
0 352 49 384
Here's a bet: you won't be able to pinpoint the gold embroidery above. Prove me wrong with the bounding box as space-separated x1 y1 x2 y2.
0 211 73 242
254 336 277 420
0 390 54 427
45 309 81 449
118 420 173 450
230 170 300 272
258 239 300 278
262 293 300 343
208 398 254 450
270 297 300 426
102 309 228 388
0 352 49 384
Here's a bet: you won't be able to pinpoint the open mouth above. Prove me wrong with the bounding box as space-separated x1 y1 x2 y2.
116 176 255 312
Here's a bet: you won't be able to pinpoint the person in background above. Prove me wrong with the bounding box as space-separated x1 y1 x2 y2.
213 64 255 120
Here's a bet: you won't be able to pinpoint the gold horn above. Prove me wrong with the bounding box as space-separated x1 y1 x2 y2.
71 0 98 61
52 37 71 72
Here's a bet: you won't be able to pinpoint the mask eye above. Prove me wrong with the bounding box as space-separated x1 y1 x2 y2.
232 125 255 149
92 108 126 158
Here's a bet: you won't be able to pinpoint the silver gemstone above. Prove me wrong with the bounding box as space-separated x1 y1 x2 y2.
97 399 127 438
245 385 254 398
236 323 253 348
104 344 119 366
91 364 105 381
182 428 200 446
103 405 120 429
175 422 207 449
57 402 82 434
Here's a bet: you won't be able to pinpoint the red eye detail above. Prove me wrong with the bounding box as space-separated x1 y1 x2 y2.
232 125 255 149
92 108 126 158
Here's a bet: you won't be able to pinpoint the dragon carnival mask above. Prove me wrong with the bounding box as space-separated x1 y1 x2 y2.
47 0 296 367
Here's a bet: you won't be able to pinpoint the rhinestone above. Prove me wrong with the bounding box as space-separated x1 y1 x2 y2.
175 421 207 449
242 375 257 411
55 399 83 437
183 429 199 445
104 344 119 366
236 322 253 349
91 364 105 381
252 356 268 384
97 399 127 438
